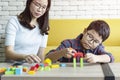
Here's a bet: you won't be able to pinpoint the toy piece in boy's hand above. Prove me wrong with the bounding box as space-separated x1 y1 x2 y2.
65 47 77 58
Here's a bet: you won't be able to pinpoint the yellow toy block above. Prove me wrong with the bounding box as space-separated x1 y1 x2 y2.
28 71 35 75
50 64 60 68
44 58 52 65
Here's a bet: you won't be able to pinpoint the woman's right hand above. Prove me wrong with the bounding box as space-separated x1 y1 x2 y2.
25 54 41 64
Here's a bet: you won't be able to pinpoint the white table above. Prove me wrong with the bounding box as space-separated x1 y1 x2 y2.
0 63 119 80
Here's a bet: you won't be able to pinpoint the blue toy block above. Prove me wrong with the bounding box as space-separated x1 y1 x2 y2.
40 63 44 67
15 68 22 75
60 63 66 67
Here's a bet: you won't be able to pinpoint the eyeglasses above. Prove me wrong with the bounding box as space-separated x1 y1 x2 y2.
32 1 47 10
86 32 101 46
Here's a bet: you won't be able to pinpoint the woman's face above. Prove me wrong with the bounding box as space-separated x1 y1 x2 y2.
30 0 48 19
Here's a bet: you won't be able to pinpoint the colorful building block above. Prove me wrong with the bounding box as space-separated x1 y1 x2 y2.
0 68 6 73
50 64 60 68
23 67 28 72
15 68 22 75
44 58 52 65
73 52 84 68
28 71 35 75
44 66 51 71
60 63 66 67
5 71 14 75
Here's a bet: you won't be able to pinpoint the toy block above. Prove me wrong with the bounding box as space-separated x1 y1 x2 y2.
73 52 84 68
5 71 14 75
30 66 37 71
40 63 44 67
39 67 44 71
28 71 35 75
15 68 22 75
35 64 39 69
2 68 6 71
11 67 16 71
73 58 76 68
50 64 60 68
17 66 23 68
9 66 13 68
7 68 10 71
44 66 51 71
44 58 52 65
23 67 28 72
44 63 49 67
80 58 83 68
60 63 66 67
0 68 6 73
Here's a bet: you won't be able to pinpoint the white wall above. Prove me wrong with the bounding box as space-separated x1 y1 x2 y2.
0 0 120 61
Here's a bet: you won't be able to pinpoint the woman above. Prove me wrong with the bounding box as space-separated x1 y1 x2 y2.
5 0 51 63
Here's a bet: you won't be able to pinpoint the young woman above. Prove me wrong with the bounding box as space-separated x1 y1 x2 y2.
5 0 51 63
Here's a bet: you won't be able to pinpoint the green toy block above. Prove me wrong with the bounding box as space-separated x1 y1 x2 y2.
73 58 76 68
80 58 83 68
11 67 16 71
39 67 44 71
5 71 14 75
44 66 51 71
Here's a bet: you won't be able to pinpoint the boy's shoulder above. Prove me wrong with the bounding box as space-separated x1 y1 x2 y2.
61 38 76 44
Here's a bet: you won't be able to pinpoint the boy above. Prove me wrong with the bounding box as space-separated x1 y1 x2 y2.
45 20 114 63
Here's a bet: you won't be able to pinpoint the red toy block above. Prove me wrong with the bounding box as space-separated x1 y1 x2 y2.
74 52 84 58
30 66 37 71
35 64 39 69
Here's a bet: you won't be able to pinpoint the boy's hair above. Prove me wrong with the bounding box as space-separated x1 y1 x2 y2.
86 20 110 42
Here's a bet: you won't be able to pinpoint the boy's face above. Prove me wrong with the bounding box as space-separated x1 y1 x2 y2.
81 29 103 49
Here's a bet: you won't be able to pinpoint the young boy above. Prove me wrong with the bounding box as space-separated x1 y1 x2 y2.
45 20 114 63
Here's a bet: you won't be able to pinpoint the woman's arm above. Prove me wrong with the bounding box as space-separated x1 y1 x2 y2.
5 46 26 60
37 47 49 63
5 46 41 63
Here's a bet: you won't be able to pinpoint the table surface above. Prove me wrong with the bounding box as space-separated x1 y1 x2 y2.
108 63 120 80
0 63 120 80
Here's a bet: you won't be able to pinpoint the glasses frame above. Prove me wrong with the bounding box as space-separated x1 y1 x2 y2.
86 32 101 46
32 1 47 11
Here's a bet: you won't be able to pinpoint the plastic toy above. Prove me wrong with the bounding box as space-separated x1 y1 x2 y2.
73 52 84 68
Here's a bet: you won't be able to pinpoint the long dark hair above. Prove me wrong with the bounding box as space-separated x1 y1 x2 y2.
17 0 51 35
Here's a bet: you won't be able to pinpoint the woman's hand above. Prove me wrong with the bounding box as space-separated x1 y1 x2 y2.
25 54 41 64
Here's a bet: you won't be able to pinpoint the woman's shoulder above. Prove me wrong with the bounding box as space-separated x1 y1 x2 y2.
6 16 20 30
8 16 18 22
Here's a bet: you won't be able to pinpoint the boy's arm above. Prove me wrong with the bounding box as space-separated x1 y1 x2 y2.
85 45 114 63
97 45 114 63
45 48 67 62
96 54 111 63
85 53 111 63
45 39 75 62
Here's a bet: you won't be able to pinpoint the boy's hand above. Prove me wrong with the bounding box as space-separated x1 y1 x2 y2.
25 54 41 64
84 53 99 63
64 48 77 58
